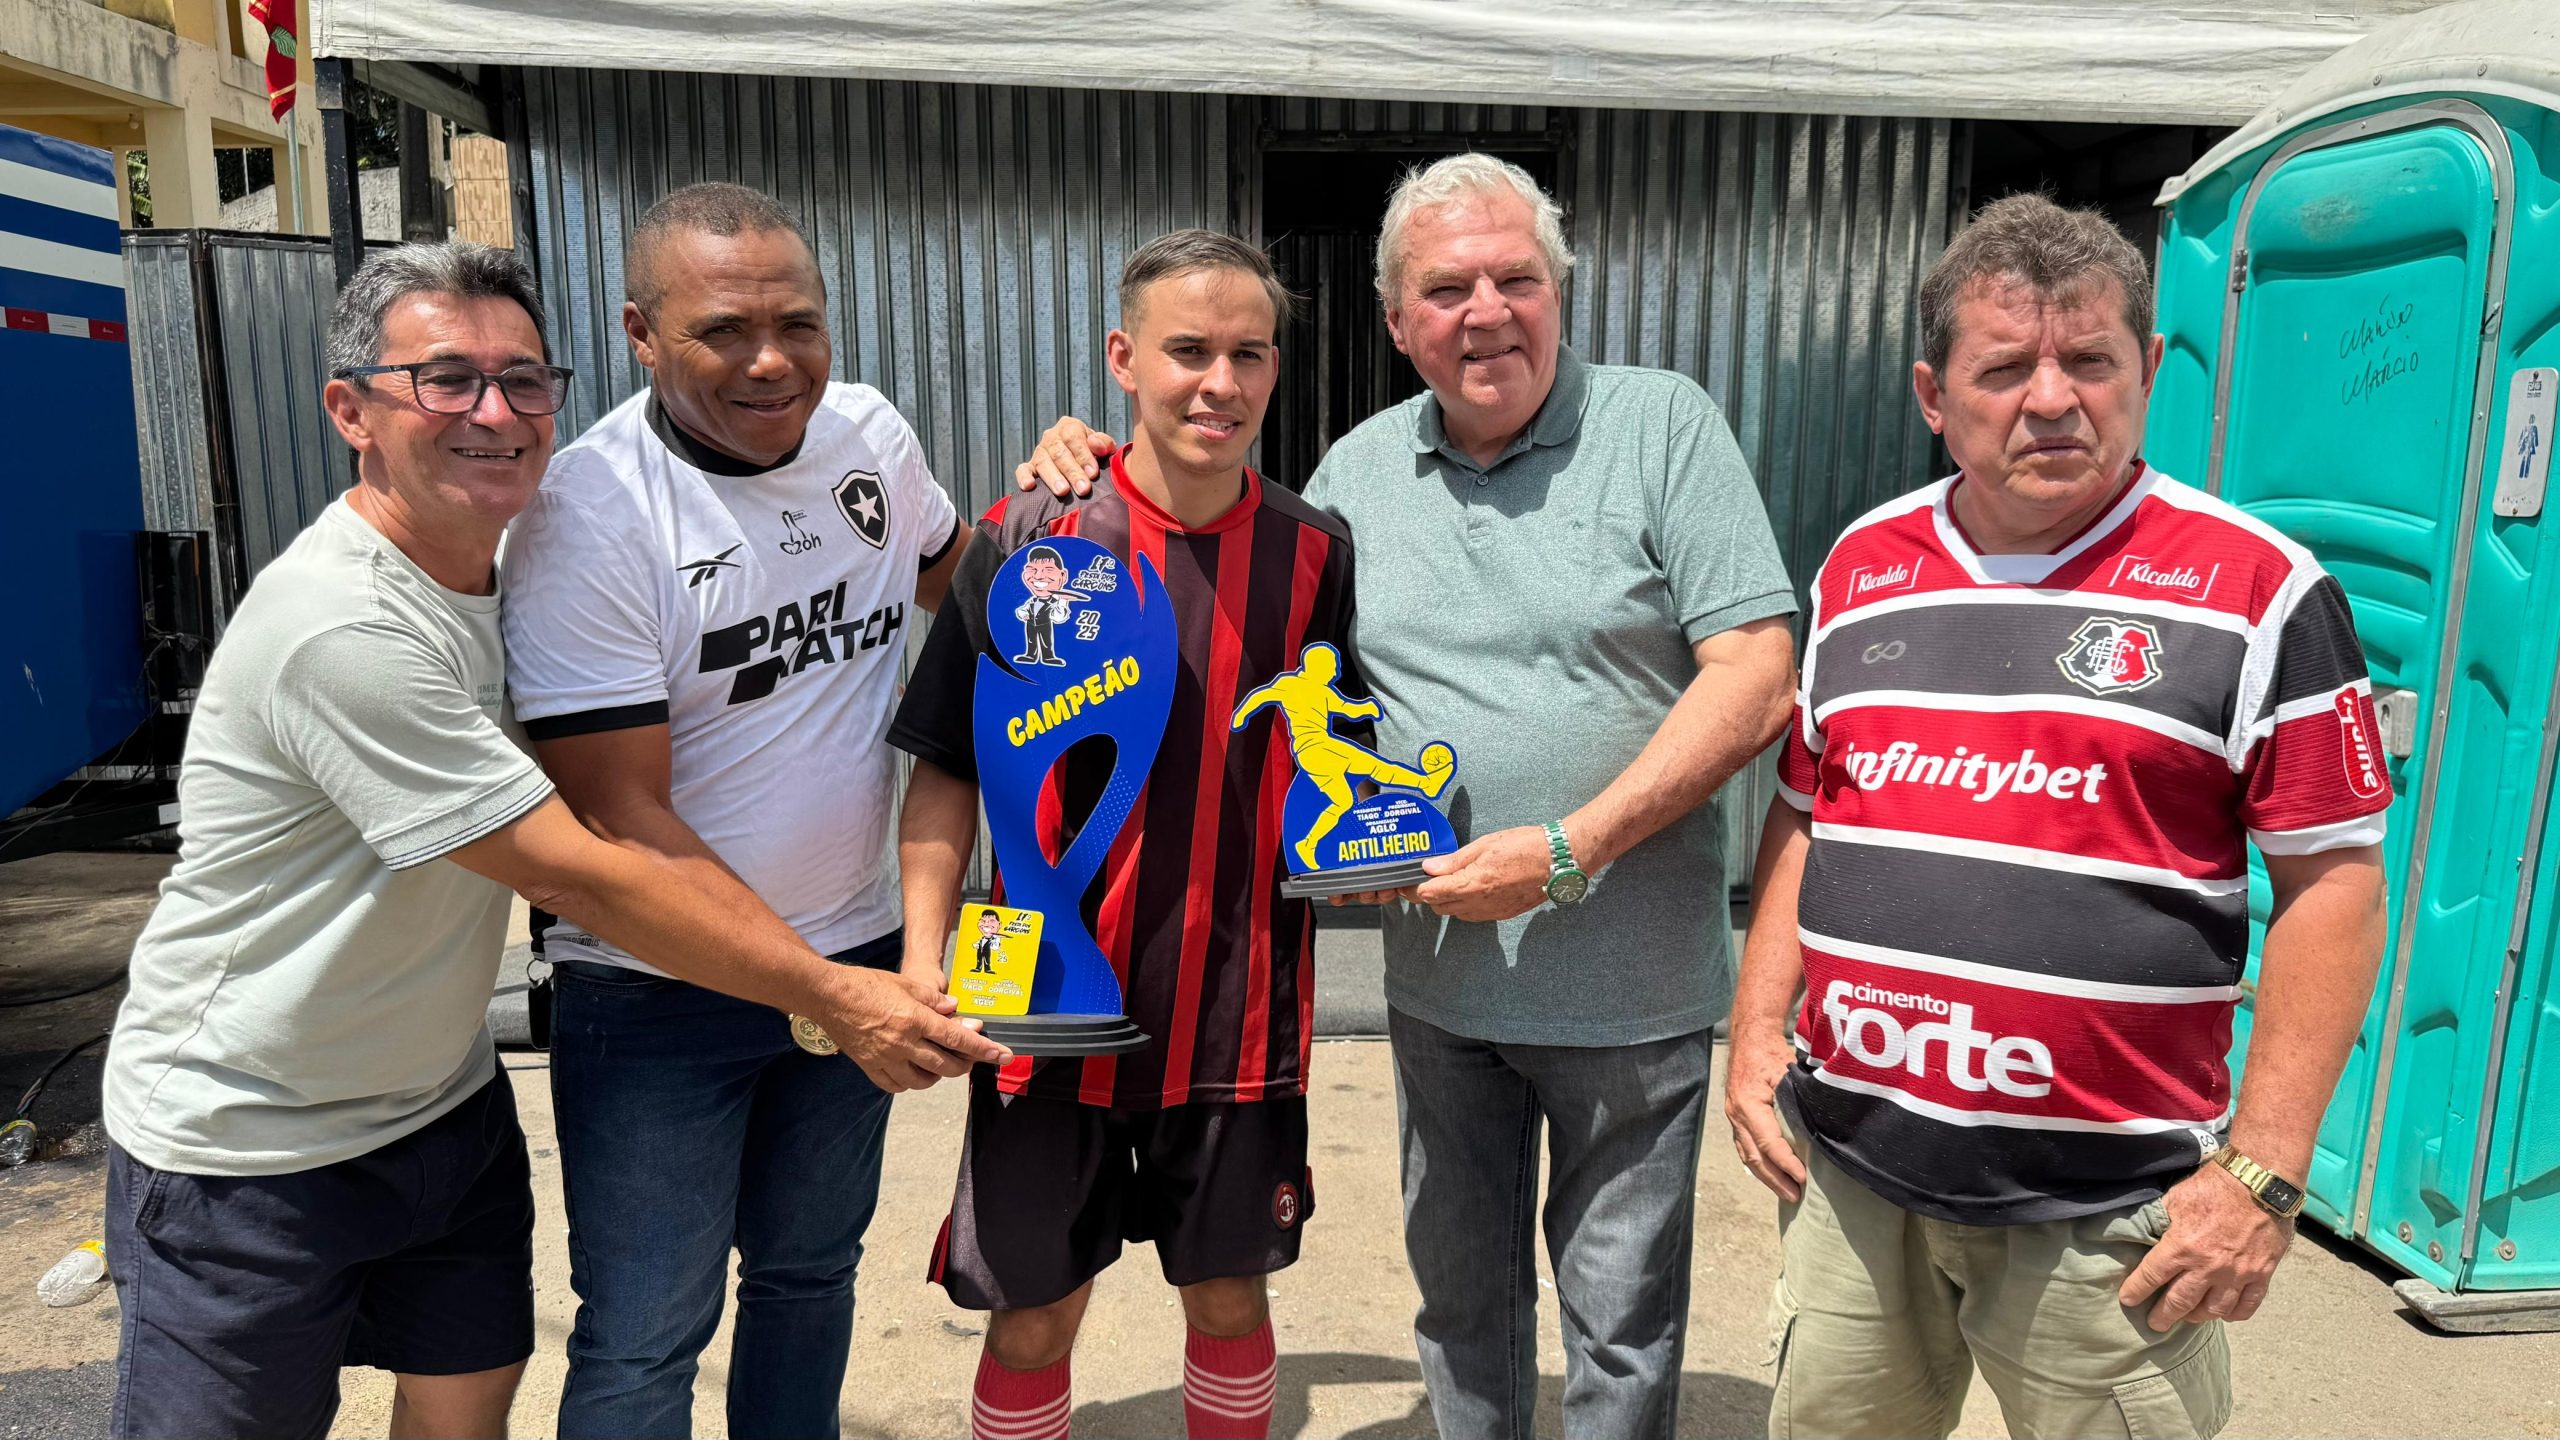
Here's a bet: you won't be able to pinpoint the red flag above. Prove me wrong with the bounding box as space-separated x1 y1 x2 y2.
248 0 298 119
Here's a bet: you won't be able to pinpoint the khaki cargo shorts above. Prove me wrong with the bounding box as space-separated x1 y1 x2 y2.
1763 1113 2231 1440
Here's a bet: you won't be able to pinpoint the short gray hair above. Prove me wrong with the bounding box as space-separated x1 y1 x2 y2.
1919 193 2151 373
1375 153 1573 301
1119 228 1299 337
325 241 547 378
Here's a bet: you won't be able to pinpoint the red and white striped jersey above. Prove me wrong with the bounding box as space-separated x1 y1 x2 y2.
1777 464 2389 1224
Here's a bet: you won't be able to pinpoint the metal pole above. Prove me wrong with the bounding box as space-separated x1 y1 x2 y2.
285 110 306 234
396 101 443 242
315 57 362 290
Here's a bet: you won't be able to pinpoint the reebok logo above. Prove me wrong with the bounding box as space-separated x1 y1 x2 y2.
679 544 743 589
1834 739 2108 804
2110 554 2218 603
1820 979 2055 1098
698 578 904 705
1848 559 1923 601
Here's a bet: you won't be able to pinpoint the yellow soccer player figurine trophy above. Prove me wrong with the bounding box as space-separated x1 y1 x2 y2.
1231 642 1459 897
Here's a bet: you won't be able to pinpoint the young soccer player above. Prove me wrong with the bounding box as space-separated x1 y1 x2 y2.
889 230 1353 1440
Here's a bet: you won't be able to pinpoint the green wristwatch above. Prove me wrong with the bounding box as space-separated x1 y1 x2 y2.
1544 821 1589 905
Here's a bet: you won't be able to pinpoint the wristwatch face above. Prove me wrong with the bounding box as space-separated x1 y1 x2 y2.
2259 1173 2306 1217
1547 870 1589 905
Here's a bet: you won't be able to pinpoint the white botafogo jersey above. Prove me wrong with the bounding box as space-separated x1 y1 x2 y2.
500 382 960 971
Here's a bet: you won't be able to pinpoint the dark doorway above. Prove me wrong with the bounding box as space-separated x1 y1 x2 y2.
1257 146 1563 487
1965 120 2233 262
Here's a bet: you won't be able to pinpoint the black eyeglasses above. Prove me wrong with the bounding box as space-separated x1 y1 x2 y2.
334 361 577 417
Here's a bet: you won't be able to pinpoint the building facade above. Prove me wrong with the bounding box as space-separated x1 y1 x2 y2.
4 0 325 230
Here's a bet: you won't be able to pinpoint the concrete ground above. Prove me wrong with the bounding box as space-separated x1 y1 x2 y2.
5 851 2560 1437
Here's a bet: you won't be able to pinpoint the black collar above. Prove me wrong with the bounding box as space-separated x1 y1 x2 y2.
647 393 805 477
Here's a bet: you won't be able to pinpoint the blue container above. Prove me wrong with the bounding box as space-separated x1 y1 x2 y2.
0 124 145 817
2149 0 2560 1296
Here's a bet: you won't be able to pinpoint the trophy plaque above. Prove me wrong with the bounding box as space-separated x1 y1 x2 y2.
962 534 1174 1055
1232 641 1460 900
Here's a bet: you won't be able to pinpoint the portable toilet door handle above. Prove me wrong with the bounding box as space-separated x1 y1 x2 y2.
2375 689 2420 761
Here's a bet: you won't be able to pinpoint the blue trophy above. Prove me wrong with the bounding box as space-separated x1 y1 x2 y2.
1231 642 1460 899
966 535 1174 1055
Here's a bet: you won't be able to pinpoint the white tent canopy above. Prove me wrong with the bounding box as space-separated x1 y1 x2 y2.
315 0 2447 126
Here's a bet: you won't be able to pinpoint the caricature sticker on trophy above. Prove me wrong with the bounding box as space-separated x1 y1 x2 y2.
959 534 1174 1054
1233 642 1461 898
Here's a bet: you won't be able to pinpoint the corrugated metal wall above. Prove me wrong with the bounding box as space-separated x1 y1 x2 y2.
210 239 351 577
1562 109 1960 867
126 236 226 599
1567 109 1955 586
521 78 1954 579
125 231 352 629
518 74 1961 884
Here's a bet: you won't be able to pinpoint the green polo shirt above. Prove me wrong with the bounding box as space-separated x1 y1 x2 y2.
1305 347 1795 1045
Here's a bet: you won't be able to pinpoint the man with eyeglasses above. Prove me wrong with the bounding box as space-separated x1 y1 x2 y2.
101 241 1002 1440
495 182 975 1436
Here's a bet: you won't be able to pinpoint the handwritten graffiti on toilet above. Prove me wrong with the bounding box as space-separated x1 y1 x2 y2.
2336 294 2425 408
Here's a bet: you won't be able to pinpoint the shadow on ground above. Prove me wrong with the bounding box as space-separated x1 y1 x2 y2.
1061 1352 1774 1439
0 1360 114 1439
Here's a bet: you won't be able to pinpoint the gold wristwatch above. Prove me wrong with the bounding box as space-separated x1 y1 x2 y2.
2208 1147 2306 1218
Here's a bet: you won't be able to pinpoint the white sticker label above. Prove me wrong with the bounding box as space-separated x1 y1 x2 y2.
2495 367 2557 519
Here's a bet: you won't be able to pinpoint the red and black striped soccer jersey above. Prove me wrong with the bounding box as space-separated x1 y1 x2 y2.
1777 465 2391 1225
888 452 1358 1109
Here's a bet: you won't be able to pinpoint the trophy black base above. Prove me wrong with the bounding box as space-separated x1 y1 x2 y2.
1282 859 1431 899
978 1013 1151 1057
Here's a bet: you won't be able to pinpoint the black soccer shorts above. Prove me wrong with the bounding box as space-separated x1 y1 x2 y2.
928 1066 1314 1311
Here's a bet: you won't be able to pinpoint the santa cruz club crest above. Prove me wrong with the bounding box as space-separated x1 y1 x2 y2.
2057 616 2164 695
833 469 889 549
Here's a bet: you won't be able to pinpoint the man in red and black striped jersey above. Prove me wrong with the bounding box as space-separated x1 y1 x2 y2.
890 231 1347 1440
1725 196 2390 1439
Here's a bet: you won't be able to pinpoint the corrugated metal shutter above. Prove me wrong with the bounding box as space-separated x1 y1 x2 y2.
126 236 226 601
1563 108 1960 880
124 231 355 630
209 239 349 577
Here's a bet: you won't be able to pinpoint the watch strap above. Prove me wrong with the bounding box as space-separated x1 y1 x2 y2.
2210 1147 2305 1218
1544 821 1580 875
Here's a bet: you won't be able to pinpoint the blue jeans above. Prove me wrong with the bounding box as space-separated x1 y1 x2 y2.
1389 1008 1714 1440
550 934 898 1440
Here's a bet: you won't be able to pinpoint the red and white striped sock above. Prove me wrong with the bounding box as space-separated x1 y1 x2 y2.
1182 1321 1276 1440
972 1348 1071 1440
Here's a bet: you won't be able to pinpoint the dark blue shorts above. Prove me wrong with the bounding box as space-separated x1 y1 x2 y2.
105 1067 536 1440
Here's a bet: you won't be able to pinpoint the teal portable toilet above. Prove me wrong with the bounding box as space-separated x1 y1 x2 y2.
2149 0 2560 1329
